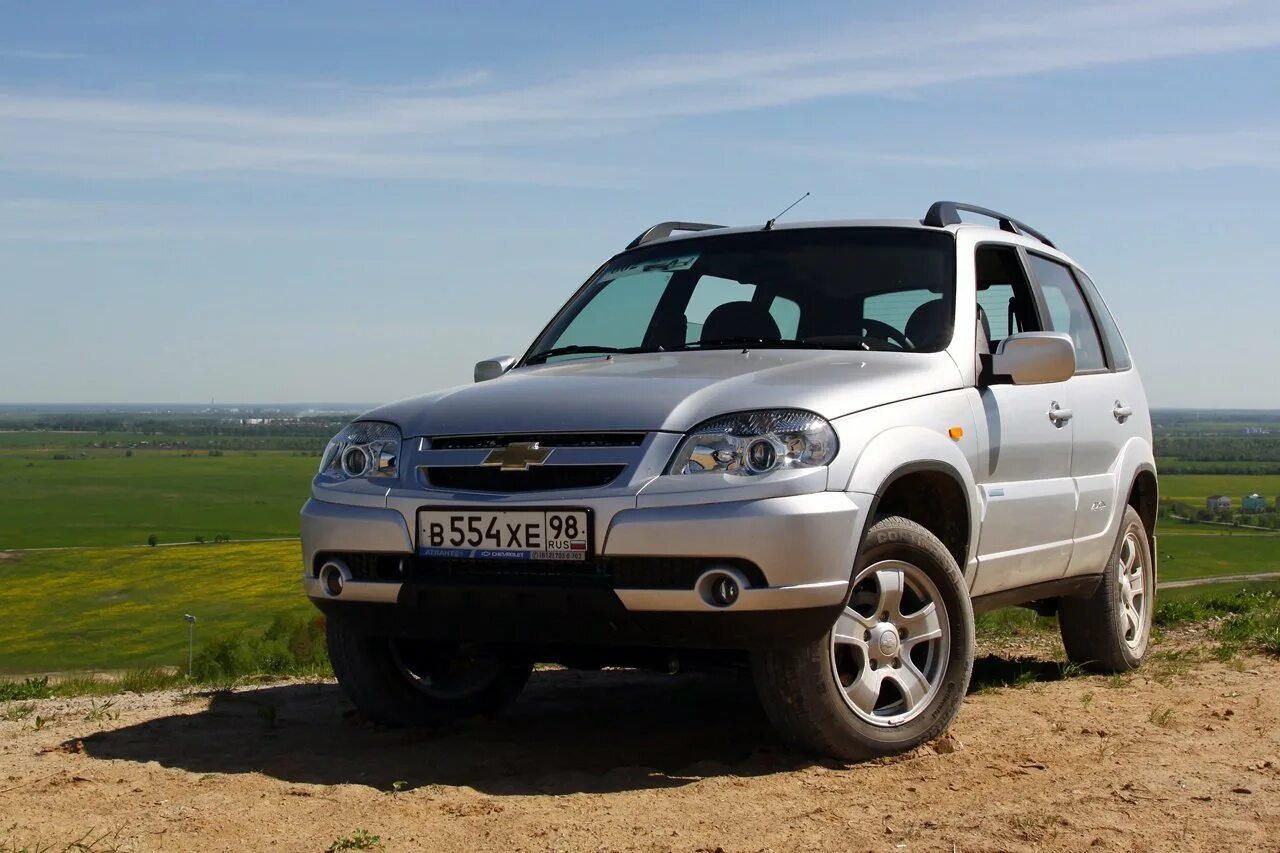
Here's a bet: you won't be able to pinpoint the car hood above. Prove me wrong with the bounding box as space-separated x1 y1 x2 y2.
365 349 964 436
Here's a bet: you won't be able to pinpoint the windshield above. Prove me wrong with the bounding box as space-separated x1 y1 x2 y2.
525 228 956 364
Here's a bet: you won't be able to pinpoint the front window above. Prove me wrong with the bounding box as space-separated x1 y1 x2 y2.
525 228 956 364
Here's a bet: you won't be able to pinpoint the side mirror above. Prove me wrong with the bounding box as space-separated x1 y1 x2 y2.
991 333 1075 385
474 355 515 383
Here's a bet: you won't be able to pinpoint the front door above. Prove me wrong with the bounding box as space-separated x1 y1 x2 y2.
970 245 1076 596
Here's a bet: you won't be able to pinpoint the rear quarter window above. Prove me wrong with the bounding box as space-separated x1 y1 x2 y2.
1072 268 1132 371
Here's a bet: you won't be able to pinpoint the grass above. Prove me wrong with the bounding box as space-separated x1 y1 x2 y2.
0 452 317 548
326 831 383 852
1156 474 1280 506
0 541 312 674
0 616 329 700
1155 528 1279 581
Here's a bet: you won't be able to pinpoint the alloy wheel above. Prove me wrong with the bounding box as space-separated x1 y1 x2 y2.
830 559 951 726
1117 530 1148 651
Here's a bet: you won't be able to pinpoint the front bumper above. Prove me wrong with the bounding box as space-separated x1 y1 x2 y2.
299 489 865 649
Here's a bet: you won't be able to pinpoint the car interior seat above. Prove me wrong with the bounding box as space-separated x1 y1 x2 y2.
700 301 781 342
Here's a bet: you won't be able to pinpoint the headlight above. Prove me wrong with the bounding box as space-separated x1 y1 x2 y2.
319 421 401 480
668 409 837 476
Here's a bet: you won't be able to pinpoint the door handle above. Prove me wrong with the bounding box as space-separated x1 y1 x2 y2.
1049 402 1073 426
1112 401 1133 423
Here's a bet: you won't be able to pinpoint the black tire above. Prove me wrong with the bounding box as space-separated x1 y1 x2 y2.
1059 505 1154 673
326 616 532 727
752 516 974 762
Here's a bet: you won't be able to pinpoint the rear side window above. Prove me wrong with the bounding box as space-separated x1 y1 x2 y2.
1072 269 1132 370
863 289 938 337
1027 255 1107 372
685 276 756 342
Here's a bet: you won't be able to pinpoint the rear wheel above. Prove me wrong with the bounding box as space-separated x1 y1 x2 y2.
326 616 532 727
752 516 974 761
1059 505 1153 672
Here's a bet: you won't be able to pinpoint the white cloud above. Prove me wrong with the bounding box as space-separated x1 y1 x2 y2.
1061 129 1280 170
0 0 1277 184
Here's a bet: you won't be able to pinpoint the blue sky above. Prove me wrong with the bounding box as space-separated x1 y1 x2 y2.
1 0 1278 407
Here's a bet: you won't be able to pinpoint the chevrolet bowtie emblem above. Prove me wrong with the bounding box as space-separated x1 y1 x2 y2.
481 441 553 471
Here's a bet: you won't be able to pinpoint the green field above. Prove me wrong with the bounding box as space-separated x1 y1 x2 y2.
0 414 1277 676
0 453 317 549
1157 474 1280 505
1156 529 1278 581
0 541 309 674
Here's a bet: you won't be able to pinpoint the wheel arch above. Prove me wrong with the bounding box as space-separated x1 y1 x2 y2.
868 463 972 571
1127 466 1157 526
846 426 980 586
1127 464 1158 569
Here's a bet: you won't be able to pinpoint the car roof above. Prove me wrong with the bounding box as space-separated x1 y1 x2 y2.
641 219 1076 264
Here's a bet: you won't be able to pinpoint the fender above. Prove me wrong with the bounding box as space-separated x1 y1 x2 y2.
1063 434 1156 579
1102 435 1157 560
842 424 983 579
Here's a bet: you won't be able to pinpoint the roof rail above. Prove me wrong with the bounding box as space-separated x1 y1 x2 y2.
626 221 725 250
922 201 1056 249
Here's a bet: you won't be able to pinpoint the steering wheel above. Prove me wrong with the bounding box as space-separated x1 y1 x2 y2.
858 319 912 351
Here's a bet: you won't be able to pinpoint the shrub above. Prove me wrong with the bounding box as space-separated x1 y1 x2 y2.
190 613 329 682
146 534 158 547
0 676 52 701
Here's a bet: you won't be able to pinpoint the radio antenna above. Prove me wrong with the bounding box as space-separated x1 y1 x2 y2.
763 192 810 231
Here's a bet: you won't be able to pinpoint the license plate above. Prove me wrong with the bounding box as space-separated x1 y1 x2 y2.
417 508 591 561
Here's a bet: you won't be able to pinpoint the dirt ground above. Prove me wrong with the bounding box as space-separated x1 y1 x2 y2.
2 640 1278 852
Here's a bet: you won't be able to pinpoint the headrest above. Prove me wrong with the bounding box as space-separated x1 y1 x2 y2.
905 299 950 350
701 301 781 342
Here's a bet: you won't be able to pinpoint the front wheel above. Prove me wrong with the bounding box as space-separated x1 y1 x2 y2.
752 516 974 762
326 616 533 727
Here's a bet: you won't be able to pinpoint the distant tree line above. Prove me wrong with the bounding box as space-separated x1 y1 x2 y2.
1154 435 1280 462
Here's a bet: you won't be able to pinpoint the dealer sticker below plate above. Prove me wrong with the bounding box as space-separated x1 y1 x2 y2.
417 509 590 561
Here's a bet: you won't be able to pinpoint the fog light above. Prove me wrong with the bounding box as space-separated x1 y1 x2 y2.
711 574 740 607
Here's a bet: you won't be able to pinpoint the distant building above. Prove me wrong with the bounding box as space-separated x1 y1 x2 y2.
1206 495 1232 512
1242 493 1267 512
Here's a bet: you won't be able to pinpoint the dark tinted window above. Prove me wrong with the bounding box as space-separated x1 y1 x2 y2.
529 228 956 361
1072 268 1132 370
1028 254 1106 372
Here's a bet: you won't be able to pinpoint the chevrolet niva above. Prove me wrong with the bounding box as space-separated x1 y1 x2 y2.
302 201 1156 760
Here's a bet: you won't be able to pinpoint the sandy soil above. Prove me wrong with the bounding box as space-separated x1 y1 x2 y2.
2 641 1278 852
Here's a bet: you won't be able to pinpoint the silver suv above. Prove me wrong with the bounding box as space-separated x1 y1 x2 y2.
302 201 1156 760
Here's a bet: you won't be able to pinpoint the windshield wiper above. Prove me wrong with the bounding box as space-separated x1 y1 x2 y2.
677 336 887 352
677 337 812 350
525 344 652 364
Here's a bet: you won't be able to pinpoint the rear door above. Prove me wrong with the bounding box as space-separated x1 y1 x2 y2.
970 245 1076 596
1042 260 1145 574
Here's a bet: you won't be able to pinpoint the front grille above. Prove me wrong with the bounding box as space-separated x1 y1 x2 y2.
430 432 646 450
425 464 625 493
407 556 609 585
